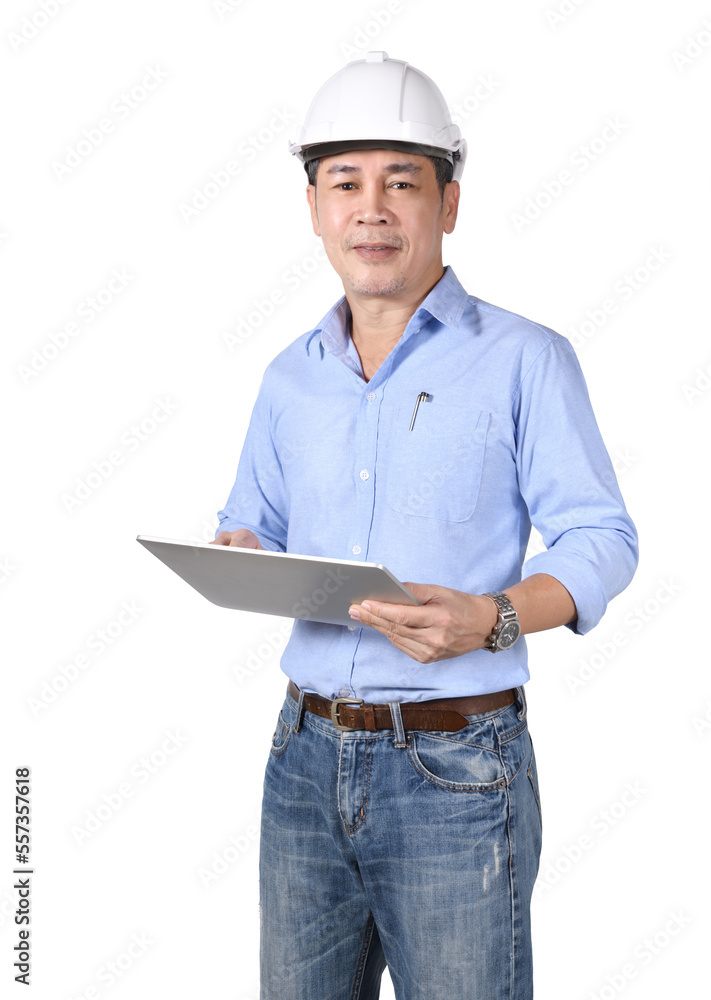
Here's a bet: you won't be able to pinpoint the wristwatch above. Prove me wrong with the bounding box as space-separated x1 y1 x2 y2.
483 592 521 652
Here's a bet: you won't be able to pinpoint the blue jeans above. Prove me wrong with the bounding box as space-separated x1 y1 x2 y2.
259 683 542 999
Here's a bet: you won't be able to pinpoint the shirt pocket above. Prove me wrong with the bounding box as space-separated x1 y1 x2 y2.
384 399 490 522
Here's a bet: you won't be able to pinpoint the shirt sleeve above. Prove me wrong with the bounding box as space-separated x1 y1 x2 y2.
515 336 639 635
214 371 289 552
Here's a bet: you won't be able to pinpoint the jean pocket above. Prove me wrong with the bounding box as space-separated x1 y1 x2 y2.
407 731 507 791
385 400 490 521
527 744 542 827
269 711 292 757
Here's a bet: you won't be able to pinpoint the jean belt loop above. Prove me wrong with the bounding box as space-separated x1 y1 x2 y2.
293 686 306 734
388 701 407 748
515 684 528 721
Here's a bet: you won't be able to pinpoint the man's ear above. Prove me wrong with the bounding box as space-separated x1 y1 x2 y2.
306 184 320 237
443 180 460 235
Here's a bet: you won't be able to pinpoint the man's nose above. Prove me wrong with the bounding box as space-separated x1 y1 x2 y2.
355 185 392 225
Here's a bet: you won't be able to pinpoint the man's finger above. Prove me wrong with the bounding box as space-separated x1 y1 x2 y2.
355 617 438 662
349 599 430 631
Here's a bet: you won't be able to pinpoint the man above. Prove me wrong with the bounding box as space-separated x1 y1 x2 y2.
212 52 638 1000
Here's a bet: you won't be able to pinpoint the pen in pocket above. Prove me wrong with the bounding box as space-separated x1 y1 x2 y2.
409 392 429 431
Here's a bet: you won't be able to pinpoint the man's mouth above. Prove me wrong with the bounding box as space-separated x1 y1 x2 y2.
353 243 398 259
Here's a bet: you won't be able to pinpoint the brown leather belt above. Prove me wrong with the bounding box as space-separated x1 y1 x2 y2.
287 679 516 733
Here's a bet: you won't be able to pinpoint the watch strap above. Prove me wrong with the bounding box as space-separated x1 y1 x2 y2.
483 591 520 652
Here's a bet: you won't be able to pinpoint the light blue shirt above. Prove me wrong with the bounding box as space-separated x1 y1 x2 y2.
216 265 638 702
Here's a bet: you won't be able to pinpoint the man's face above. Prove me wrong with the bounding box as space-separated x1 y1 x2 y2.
306 147 459 299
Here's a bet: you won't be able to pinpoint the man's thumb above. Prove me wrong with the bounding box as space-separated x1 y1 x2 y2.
402 581 439 601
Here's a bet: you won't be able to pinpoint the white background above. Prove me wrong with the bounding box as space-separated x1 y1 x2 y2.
2 0 709 997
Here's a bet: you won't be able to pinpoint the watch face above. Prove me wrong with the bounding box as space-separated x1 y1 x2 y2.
498 622 521 649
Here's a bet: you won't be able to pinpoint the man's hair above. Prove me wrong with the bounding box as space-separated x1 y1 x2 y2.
305 154 454 204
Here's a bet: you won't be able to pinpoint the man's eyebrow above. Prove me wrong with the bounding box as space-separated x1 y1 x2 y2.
324 161 423 176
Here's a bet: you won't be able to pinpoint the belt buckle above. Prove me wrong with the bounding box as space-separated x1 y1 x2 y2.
330 697 364 731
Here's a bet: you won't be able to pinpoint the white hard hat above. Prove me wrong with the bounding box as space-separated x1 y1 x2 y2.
288 51 467 182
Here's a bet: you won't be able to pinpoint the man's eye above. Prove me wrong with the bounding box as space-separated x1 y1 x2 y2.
335 182 412 190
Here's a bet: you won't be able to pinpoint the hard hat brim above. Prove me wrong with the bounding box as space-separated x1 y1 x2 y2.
299 138 456 167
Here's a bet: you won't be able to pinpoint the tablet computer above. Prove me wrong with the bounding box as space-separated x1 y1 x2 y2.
136 535 422 627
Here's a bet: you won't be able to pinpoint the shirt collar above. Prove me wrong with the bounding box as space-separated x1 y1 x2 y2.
305 264 469 356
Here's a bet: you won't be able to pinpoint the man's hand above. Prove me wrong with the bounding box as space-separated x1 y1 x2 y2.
348 583 498 663
210 529 264 550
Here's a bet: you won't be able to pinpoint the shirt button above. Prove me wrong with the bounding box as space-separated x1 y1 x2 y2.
366 391 376 402
339 688 351 696
359 469 370 481
347 625 357 631
352 545 361 555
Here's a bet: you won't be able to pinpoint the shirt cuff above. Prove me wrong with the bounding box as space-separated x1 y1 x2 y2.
520 551 607 636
